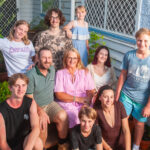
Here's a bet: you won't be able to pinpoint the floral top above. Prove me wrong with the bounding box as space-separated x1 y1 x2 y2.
34 29 73 70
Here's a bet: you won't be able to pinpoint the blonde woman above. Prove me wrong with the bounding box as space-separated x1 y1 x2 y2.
54 48 95 128
0 20 35 77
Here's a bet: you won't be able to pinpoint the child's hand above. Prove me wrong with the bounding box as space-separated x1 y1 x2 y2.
66 30 72 39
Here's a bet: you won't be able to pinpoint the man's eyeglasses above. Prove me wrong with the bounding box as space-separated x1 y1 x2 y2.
50 16 59 20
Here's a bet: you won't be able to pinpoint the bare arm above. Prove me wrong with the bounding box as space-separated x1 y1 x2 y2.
24 100 40 150
55 92 85 103
122 117 131 150
115 69 127 101
96 143 103 150
55 89 95 105
63 21 74 30
0 113 11 150
63 21 74 39
26 94 50 130
102 138 112 150
142 96 150 117
86 40 89 55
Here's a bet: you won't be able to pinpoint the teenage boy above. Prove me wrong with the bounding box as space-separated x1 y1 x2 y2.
0 73 42 150
116 28 150 150
70 106 102 150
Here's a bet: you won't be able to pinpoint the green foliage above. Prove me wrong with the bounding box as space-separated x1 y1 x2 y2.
88 31 106 63
0 33 3 38
0 1 16 37
0 81 11 103
42 0 55 12
30 18 48 31
0 0 6 7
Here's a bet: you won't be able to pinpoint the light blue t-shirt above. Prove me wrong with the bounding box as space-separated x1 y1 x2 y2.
121 50 150 105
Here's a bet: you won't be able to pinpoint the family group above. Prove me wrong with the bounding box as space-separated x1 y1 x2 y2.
0 5 150 150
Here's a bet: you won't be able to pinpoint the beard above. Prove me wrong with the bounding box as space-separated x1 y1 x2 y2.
39 61 51 70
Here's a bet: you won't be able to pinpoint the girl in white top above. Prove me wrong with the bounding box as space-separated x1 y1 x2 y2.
0 20 35 77
87 46 117 91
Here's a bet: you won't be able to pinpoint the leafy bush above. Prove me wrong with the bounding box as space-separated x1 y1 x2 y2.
88 31 106 63
30 18 48 32
0 81 11 103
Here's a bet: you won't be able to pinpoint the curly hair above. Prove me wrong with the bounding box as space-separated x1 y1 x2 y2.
44 8 66 27
92 45 111 67
7 20 30 45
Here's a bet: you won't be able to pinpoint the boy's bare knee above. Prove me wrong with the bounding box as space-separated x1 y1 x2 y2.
55 110 68 123
33 137 43 150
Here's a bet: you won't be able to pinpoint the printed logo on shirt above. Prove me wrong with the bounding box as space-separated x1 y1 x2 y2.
128 64 150 82
9 47 30 53
24 114 29 120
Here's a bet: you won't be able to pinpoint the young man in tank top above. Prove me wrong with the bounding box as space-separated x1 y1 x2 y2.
0 73 43 150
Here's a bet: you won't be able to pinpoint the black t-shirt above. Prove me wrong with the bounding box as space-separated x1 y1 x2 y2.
70 124 102 150
0 96 32 149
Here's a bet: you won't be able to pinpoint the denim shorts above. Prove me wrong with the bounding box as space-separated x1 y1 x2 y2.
119 91 147 122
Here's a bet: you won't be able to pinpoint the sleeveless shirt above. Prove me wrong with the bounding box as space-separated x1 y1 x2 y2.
0 96 32 148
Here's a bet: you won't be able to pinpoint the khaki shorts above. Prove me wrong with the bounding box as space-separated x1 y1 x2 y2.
41 101 63 122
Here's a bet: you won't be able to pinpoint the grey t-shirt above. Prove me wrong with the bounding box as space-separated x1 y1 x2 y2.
121 50 150 105
26 65 55 106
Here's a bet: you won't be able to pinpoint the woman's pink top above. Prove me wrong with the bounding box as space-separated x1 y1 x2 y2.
54 68 95 128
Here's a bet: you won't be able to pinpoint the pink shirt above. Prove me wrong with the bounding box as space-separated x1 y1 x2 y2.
54 68 95 128
54 69 95 96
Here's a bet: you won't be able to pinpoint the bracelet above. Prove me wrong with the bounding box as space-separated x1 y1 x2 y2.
73 96 76 102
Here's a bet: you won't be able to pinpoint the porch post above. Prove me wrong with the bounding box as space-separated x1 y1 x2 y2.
70 0 75 21
81 0 85 5
59 0 61 10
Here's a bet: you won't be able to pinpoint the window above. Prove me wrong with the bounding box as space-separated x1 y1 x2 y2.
85 0 138 36
0 0 17 36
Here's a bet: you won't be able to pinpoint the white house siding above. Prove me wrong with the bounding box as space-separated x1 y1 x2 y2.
33 0 42 18
140 0 150 28
59 0 82 24
16 0 41 23
103 37 136 77
59 0 71 24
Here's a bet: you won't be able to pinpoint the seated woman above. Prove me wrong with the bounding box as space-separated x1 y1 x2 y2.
93 85 131 150
87 46 117 91
70 106 103 150
54 48 95 128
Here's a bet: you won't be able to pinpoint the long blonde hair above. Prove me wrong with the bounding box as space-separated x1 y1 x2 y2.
7 20 30 45
63 48 85 70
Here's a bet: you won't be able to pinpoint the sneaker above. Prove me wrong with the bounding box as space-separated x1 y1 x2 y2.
58 142 69 150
